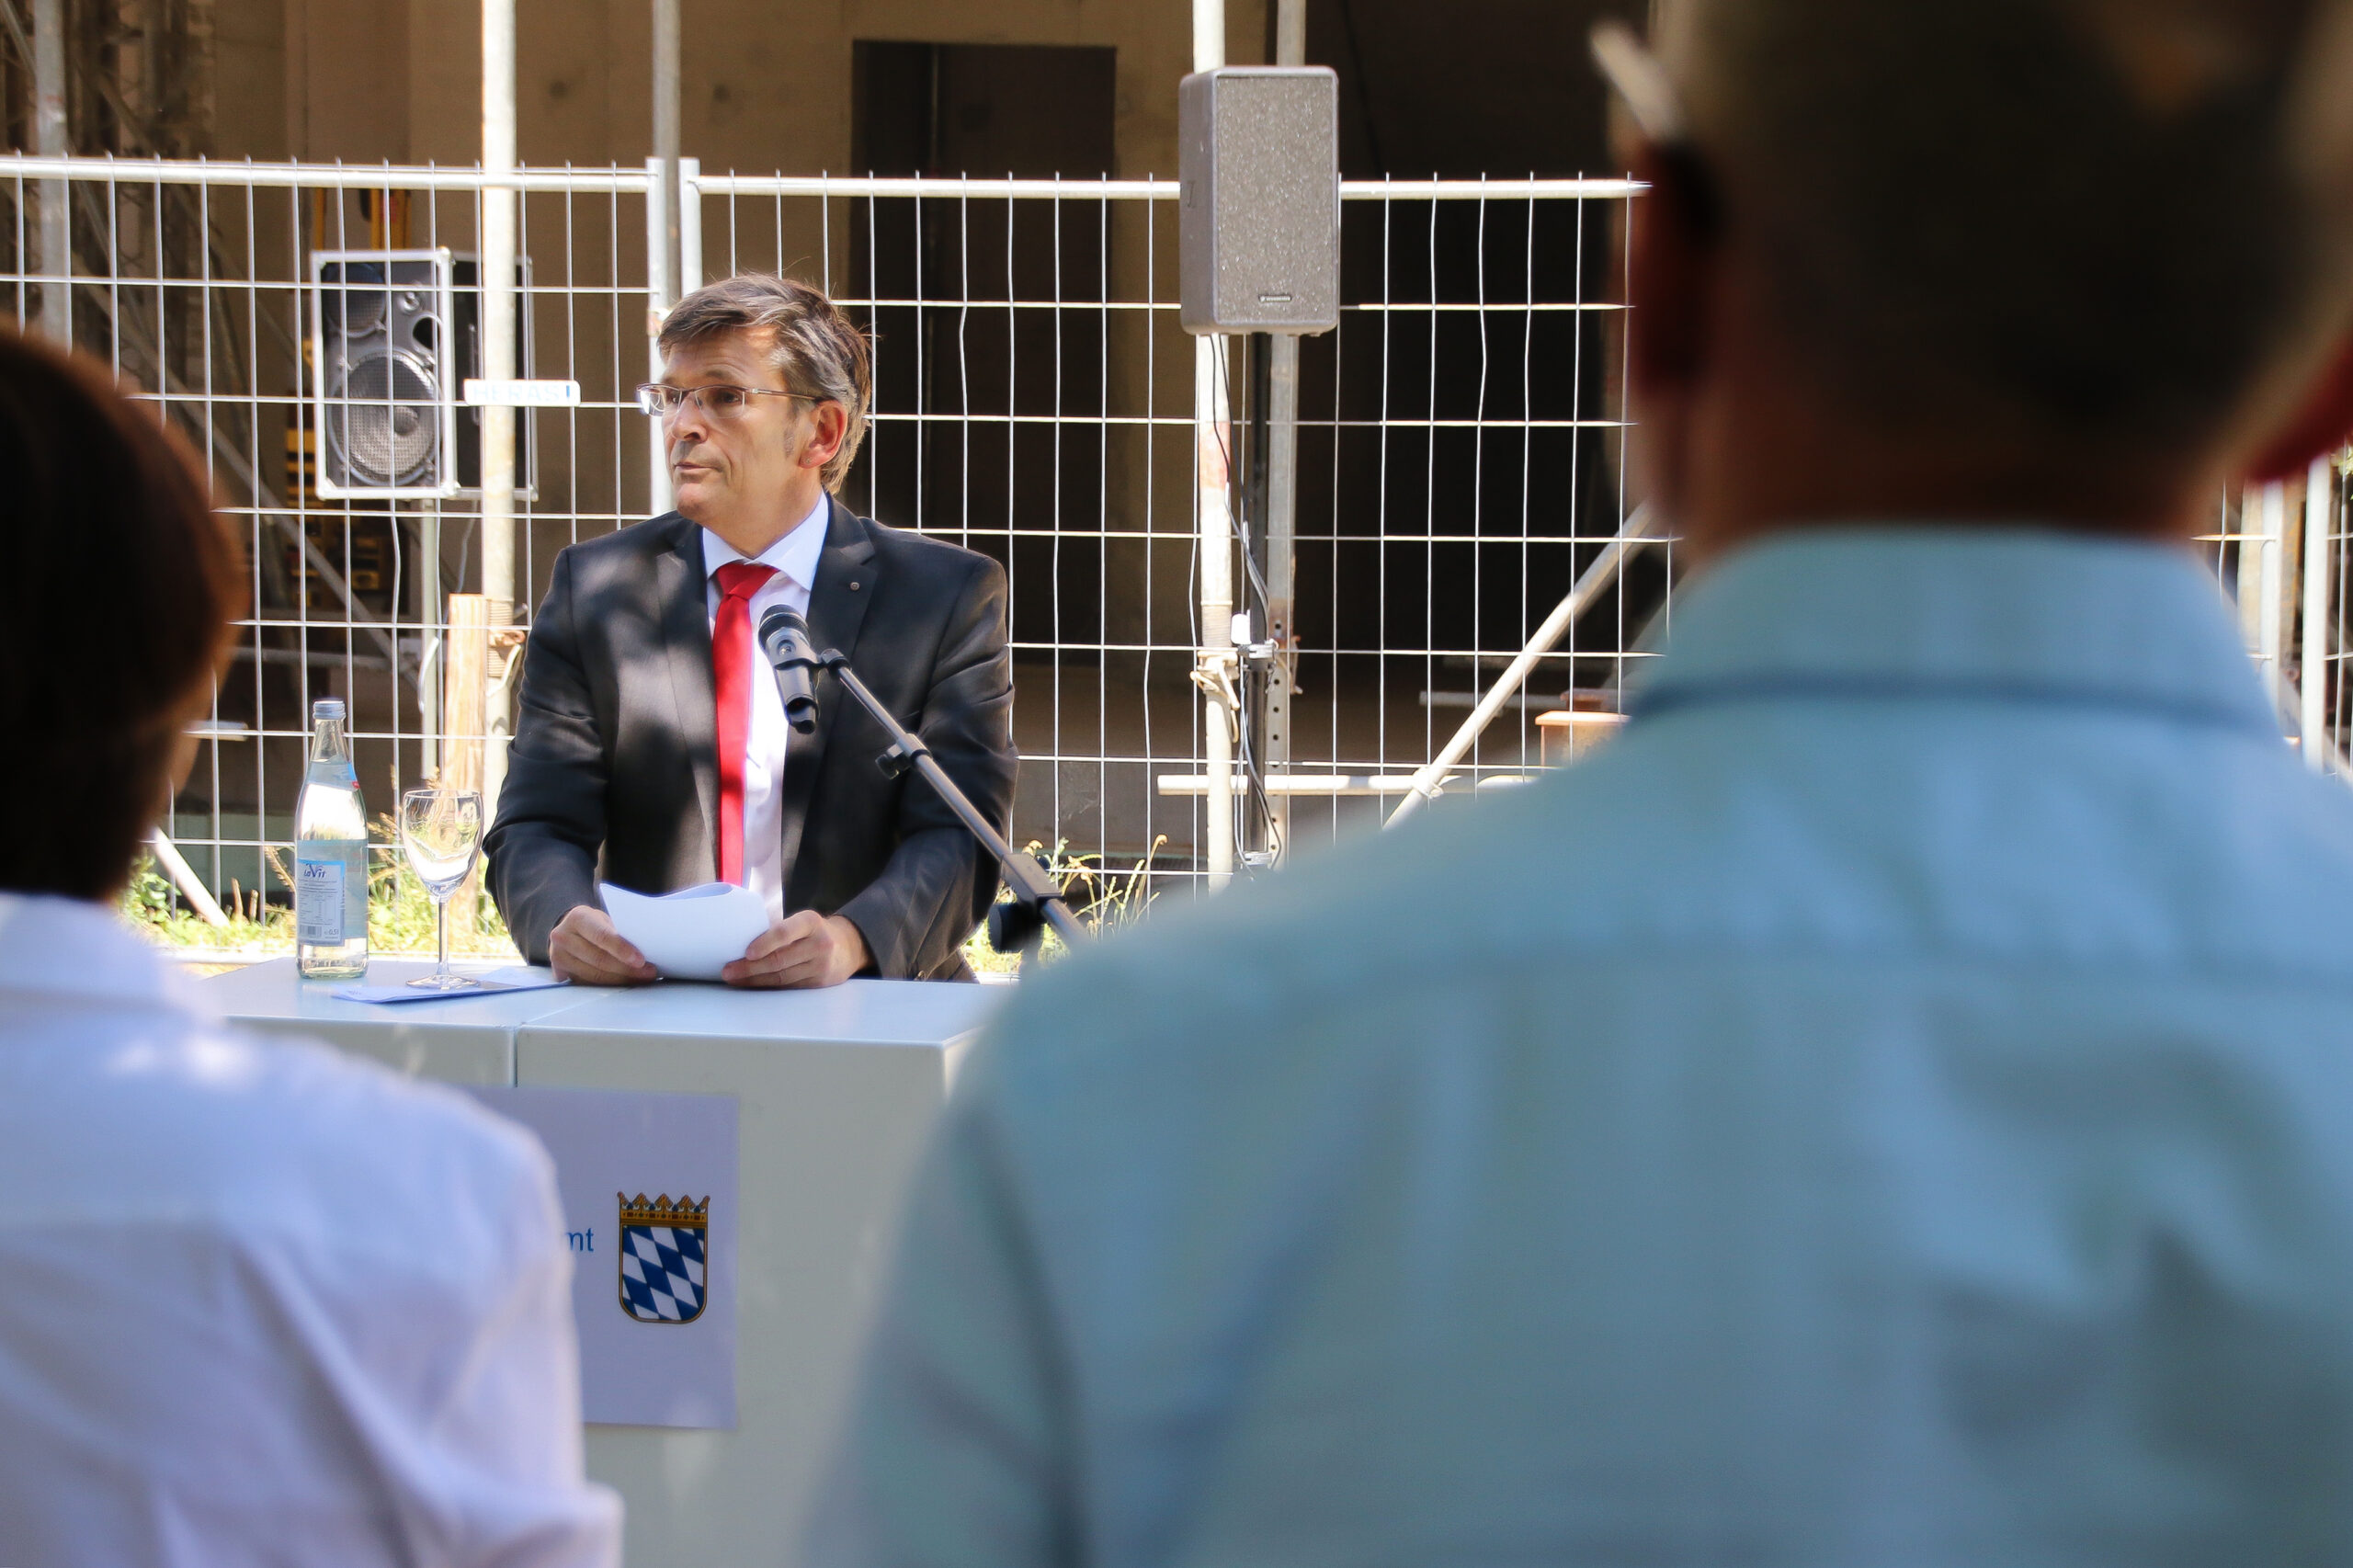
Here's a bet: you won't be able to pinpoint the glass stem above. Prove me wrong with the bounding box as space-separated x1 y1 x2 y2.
436 893 451 980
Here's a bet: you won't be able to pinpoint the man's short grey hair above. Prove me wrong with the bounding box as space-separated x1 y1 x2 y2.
1656 0 2353 456
656 273 872 492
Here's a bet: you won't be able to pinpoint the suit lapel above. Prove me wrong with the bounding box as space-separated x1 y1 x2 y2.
779 496 881 905
655 514 719 872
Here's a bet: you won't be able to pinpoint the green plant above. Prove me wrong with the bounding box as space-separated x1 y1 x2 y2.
961 836 1165 977
119 818 514 958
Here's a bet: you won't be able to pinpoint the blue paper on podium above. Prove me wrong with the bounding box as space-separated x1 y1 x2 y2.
333 966 569 1004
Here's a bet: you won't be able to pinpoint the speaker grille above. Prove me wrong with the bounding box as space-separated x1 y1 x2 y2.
328 351 438 487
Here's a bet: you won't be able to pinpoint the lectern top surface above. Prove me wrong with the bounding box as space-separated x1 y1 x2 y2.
198 957 591 1029
530 976 1004 1050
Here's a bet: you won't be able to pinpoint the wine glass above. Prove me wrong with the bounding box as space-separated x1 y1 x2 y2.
400 789 483 991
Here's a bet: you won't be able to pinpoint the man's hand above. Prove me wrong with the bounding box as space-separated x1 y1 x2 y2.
549 905 658 986
721 911 870 990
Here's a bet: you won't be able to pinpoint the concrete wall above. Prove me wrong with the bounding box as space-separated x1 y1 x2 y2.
235 0 1272 644
256 0 1271 177
212 0 1636 666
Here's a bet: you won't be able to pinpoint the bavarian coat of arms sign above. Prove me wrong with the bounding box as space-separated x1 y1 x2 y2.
459 1085 739 1428
619 1192 710 1324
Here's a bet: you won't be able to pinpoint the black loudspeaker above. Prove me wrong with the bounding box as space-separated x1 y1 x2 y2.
1178 67 1340 335
309 248 534 498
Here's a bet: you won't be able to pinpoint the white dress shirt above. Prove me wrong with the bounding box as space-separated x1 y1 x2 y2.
0 892 620 1567
703 491 830 923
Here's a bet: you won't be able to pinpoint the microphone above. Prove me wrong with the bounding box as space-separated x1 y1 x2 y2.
756 605 822 735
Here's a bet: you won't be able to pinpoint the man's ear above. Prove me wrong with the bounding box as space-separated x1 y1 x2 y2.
2242 334 2353 483
799 402 849 473
1624 142 1718 401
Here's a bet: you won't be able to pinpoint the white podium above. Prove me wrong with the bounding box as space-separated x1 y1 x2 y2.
197 957 588 1082
199 960 1004 1567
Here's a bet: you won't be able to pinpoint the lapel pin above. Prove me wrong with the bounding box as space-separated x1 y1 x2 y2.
848 580 862 591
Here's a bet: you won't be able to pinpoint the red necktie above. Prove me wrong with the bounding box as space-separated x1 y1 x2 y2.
711 561 779 886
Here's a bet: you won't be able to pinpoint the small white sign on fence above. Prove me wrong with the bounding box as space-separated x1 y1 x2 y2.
463 378 583 406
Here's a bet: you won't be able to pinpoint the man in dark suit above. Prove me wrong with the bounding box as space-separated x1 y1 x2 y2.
485 274 1016 985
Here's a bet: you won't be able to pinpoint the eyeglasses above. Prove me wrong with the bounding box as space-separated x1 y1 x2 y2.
635 382 821 419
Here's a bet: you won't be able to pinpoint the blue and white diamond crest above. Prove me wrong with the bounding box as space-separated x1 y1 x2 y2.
617 1192 710 1325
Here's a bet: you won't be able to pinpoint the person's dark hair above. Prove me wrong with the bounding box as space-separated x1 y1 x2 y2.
1665 0 2353 455
655 273 873 492
0 331 239 900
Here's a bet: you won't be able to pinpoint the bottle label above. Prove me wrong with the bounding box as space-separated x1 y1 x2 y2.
296 844 369 945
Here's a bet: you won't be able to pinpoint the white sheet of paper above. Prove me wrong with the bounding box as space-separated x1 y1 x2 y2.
600 881 770 982
464 1085 740 1428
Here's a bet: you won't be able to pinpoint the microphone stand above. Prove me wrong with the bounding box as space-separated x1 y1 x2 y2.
810 648 1084 955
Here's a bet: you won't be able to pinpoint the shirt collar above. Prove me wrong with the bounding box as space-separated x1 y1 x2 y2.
702 490 831 591
1631 526 2276 734
0 892 205 1014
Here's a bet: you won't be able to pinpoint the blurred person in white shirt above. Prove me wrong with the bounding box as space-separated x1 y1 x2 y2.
0 329 620 1567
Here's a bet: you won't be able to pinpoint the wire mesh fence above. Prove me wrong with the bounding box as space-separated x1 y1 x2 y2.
5 153 2346 942
2211 461 2353 772
0 153 1644 931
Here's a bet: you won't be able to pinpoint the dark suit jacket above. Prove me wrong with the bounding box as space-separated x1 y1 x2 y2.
484 498 1017 981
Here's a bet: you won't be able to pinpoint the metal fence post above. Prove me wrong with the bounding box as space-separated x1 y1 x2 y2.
681 157 702 294
2304 456 2336 771
1260 0 1308 860
645 0 683 524
32 0 65 345
480 0 520 825
1193 0 1237 891
1195 335 1238 891
443 594 494 932
644 154 674 519
2255 480 2290 716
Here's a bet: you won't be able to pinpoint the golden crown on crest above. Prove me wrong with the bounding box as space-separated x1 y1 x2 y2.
618 1192 710 1231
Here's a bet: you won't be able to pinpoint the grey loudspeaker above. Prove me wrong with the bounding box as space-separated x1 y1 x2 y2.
309 247 536 498
1180 67 1340 335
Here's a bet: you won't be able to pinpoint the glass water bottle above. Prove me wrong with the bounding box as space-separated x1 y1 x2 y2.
294 699 370 979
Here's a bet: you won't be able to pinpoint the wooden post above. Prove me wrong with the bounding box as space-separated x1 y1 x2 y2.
441 593 493 938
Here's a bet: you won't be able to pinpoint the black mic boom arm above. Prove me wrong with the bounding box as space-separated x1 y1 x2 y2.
815 649 1085 952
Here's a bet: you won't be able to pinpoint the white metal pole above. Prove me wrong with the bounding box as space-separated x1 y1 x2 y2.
1387 507 1659 828
419 508 442 778
645 0 682 520
2303 456 2335 771
679 157 702 295
1193 0 1234 890
2257 480 2289 716
32 0 66 345
1197 335 1237 890
148 830 229 927
643 156 673 517
1194 0 1223 77
654 0 683 305
481 0 519 816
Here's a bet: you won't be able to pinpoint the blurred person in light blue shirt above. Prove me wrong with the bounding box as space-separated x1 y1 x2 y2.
809 2 2353 1564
